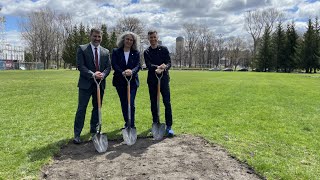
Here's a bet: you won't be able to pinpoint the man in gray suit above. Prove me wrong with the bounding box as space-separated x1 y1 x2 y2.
73 28 111 144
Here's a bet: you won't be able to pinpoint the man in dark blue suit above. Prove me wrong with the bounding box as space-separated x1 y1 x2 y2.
111 32 141 129
73 28 111 144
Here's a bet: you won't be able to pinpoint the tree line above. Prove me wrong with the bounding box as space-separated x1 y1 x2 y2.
175 8 320 73
257 18 320 73
62 24 117 68
19 8 320 73
20 8 145 69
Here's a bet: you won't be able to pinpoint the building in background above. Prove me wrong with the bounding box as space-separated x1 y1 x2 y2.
0 8 25 70
174 36 185 67
0 44 25 70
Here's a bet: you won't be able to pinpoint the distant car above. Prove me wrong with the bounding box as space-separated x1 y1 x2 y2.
208 67 221 71
238 68 248 71
223 67 233 71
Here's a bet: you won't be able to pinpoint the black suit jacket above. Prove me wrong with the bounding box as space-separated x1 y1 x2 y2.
76 43 111 90
111 48 140 87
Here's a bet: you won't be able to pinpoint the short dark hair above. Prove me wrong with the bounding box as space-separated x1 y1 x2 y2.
90 28 102 35
148 30 157 36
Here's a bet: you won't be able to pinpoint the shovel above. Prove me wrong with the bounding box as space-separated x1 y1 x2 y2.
122 75 137 145
92 76 108 153
151 71 166 140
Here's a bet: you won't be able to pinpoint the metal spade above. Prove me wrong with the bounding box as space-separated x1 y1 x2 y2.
151 71 166 140
92 76 108 153
122 75 137 145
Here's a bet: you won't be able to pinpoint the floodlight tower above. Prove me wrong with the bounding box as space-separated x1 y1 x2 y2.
0 7 5 43
0 7 6 60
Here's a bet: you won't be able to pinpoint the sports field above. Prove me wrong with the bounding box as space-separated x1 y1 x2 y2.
0 70 319 179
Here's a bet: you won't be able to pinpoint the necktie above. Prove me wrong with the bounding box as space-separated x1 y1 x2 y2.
94 47 99 71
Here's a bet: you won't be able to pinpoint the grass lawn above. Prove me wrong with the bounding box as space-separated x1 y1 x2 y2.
0 70 319 179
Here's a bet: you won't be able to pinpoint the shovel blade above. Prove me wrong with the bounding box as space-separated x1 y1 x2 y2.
92 133 108 153
122 128 137 146
152 123 166 140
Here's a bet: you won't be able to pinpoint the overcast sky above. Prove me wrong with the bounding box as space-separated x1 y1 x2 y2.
0 0 319 50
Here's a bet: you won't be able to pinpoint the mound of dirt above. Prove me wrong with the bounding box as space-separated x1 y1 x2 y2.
41 135 262 179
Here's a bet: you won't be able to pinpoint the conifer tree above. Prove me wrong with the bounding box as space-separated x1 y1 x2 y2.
299 19 317 73
257 28 273 71
285 22 299 72
272 22 286 72
100 24 109 50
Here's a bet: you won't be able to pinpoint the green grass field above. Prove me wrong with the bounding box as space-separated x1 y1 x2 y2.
0 70 319 179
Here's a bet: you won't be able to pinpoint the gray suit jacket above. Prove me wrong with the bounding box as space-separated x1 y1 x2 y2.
76 43 111 90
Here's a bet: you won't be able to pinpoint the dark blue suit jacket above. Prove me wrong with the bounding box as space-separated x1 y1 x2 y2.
111 48 141 87
76 43 111 90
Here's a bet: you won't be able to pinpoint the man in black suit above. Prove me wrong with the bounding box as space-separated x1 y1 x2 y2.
73 28 111 144
144 30 174 137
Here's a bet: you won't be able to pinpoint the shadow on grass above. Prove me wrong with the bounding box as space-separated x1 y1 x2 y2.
27 128 164 163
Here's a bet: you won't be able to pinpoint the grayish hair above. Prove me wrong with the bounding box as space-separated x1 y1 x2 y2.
116 31 140 51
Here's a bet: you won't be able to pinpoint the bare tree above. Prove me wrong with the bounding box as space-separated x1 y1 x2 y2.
19 8 71 69
244 10 264 61
205 32 215 68
195 25 214 68
115 17 145 37
262 8 283 33
183 23 199 68
244 8 282 66
226 36 245 69
54 13 72 69
215 34 225 67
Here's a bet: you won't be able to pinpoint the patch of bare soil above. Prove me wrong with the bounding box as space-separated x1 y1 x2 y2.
41 135 262 179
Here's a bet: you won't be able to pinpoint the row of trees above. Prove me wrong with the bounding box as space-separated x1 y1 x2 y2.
19 7 320 73
20 8 146 69
175 24 252 69
20 8 71 69
175 8 320 73
257 19 320 73
174 8 282 69
62 24 117 68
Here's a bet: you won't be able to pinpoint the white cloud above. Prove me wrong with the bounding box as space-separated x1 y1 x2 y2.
297 1 320 18
2 30 26 47
0 0 318 50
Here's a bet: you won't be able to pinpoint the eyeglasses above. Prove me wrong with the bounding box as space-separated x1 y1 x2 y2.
125 38 134 42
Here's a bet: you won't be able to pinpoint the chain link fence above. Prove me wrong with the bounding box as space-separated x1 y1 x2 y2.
0 60 44 70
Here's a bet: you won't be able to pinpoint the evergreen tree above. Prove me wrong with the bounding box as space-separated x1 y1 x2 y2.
100 24 110 50
314 17 320 72
108 31 117 51
86 25 91 42
272 22 286 72
257 28 273 72
299 19 318 73
78 23 88 45
285 22 299 72
62 25 78 68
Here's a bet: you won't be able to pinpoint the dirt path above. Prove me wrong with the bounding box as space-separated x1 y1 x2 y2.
41 135 262 179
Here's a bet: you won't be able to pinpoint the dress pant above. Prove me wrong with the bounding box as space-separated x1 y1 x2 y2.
74 84 104 136
116 86 137 128
148 82 172 127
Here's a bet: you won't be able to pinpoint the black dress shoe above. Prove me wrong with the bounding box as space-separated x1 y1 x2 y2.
73 136 81 144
